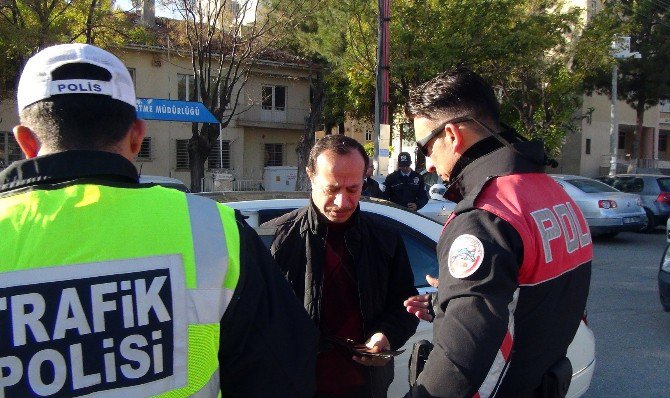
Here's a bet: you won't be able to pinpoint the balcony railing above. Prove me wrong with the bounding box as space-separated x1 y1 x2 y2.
234 104 309 129
600 155 670 172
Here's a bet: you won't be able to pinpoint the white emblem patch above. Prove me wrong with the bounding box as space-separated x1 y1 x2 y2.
448 234 485 278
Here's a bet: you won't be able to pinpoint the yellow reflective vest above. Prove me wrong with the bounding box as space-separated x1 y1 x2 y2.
0 183 240 397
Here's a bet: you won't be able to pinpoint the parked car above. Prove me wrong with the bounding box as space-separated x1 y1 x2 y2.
222 197 596 398
659 219 670 312
597 174 670 232
139 175 190 192
551 174 646 238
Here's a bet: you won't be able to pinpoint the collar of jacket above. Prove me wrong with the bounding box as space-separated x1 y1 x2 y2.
302 198 361 236
449 140 546 214
0 150 139 192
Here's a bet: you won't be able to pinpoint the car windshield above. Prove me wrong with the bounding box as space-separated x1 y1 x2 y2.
566 178 618 193
657 178 670 192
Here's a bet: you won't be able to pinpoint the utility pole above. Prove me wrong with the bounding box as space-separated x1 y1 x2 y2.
373 0 390 176
609 36 641 176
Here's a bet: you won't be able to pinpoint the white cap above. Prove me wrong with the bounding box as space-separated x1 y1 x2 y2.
17 43 136 112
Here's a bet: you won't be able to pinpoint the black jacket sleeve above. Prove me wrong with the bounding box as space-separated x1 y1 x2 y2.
410 210 522 398
219 212 318 398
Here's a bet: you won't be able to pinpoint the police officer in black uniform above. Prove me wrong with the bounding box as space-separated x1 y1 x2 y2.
402 68 592 398
383 152 429 211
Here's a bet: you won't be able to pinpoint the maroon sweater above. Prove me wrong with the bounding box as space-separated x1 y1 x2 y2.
316 223 366 395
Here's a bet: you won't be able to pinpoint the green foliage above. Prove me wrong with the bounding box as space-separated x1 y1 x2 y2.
0 0 137 100
364 141 374 158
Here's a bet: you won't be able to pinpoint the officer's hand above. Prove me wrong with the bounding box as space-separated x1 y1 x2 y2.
352 333 392 367
407 202 418 211
403 275 439 322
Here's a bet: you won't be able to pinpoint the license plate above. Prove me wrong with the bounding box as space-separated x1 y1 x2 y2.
623 217 638 224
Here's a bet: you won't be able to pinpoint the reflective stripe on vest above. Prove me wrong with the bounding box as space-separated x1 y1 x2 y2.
0 184 239 398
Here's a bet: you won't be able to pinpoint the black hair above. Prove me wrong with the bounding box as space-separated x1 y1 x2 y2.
307 135 368 176
19 63 137 151
405 67 500 125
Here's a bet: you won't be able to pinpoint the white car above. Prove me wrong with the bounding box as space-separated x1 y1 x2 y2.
223 197 596 398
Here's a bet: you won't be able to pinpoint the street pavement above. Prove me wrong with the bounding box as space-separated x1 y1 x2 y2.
583 229 670 397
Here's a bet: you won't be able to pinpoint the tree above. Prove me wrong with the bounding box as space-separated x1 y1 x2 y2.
393 0 592 156
160 0 321 192
0 0 135 103
580 0 670 171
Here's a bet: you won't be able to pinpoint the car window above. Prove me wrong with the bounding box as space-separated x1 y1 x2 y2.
656 178 670 192
365 212 439 288
566 178 618 193
609 177 642 193
258 208 296 225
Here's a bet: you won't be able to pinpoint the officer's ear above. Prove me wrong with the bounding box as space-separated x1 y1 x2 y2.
444 122 468 154
13 125 40 159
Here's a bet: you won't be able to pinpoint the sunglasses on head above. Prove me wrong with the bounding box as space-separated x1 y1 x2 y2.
415 116 498 156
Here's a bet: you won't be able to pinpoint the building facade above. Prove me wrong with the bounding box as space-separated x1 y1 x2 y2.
0 43 314 191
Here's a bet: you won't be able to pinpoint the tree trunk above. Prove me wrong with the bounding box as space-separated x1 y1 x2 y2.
627 101 646 173
188 122 211 192
295 64 324 191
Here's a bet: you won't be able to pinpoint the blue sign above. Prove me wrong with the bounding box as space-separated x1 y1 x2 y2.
136 98 218 124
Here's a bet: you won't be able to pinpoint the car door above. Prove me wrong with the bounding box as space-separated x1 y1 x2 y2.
363 212 438 397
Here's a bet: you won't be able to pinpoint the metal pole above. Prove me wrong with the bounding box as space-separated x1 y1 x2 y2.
373 0 390 176
609 63 618 176
373 0 382 176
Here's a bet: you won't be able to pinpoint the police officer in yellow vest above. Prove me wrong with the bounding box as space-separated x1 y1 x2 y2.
0 43 318 398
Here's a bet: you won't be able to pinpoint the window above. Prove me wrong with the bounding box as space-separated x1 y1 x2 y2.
618 131 626 150
127 68 136 86
261 85 286 111
659 135 667 152
264 143 283 166
566 178 618 193
137 137 152 160
175 139 190 169
367 213 438 288
585 138 591 155
0 132 23 169
208 140 231 170
661 100 670 113
177 74 197 101
365 130 373 141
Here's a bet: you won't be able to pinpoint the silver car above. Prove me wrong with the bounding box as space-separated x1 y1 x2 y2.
597 174 670 232
551 174 645 238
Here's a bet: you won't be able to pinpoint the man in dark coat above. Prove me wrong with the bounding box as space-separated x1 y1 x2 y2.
362 158 383 198
383 152 429 210
262 135 419 398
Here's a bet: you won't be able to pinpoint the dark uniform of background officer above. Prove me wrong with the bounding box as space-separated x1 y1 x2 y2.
362 157 383 198
383 152 429 211
0 43 317 398
403 68 592 398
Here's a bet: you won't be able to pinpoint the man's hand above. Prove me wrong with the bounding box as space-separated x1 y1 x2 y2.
352 332 392 367
403 275 439 322
407 202 418 211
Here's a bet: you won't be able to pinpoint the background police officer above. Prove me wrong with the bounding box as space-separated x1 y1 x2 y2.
0 43 317 398
383 152 429 211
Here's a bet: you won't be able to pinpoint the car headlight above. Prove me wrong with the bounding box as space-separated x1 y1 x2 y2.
661 245 670 273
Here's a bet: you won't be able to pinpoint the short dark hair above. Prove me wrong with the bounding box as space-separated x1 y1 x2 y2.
405 67 500 125
19 63 137 151
307 135 368 175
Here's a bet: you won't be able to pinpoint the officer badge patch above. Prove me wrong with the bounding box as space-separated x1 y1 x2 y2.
413 177 419 184
448 234 484 278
